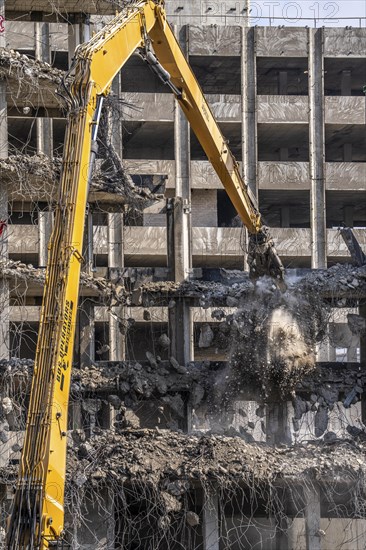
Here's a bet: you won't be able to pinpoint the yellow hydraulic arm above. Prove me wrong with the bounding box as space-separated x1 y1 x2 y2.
6 1 284 548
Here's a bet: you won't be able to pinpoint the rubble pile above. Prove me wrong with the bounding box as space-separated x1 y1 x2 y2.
64 429 366 488
72 360 206 398
1 155 60 201
297 264 366 300
140 278 254 307
0 259 127 306
0 48 64 85
0 153 158 205
92 159 160 205
140 264 366 306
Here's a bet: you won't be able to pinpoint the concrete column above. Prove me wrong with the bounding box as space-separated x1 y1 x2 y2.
68 15 90 68
266 402 291 445
168 25 193 366
241 26 257 273
108 213 124 270
68 21 77 68
84 209 94 275
241 26 257 199
203 486 219 550
173 48 191 279
304 485 321 550
79 15 91 44
360 304 366 369
79 299 95 368
108 70 125 362
108 212 125 361
309 28 326 269
0 0 8 361
38 209 53 267
35 22 53 158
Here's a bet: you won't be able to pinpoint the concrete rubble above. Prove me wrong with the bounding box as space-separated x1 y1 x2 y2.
2 11 366 548
0 47 64 86
0 259 127 306
64 429 366 483
139 264 366 305
1 154 157 204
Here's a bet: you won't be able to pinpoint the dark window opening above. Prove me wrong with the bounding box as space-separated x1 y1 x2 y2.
217 190 241 227
257 57 308 96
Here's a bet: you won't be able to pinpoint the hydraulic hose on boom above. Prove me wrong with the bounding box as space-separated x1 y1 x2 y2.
6 1 284 547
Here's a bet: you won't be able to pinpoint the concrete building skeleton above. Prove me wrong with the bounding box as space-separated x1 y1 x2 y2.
0 0 366 548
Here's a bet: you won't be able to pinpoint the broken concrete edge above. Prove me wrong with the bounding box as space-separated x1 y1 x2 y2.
1 357 365 405
1 154 159 205
0 47 65 85
139 264 366 304
0 259 127 305
2 429 365 489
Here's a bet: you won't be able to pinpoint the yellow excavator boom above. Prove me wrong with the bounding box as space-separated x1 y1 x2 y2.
6 1 284 547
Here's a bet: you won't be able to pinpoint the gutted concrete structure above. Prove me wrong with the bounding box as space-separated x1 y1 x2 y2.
0 0 366 548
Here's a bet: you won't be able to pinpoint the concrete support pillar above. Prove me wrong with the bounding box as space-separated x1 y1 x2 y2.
0 0 8 361
360 304 366 369
108 212 125 361
68 14 90 67
79 299 95 368
108 69 125 361
38 209 53 267
317 337 336 362
266 402 291 445
309 28 326 269
241 26 257 199
304 485 321 550
168 25 193 367
108 212 124 270
241 26 256 272
35 22 53 158
203 486 219 550
85 208 94 275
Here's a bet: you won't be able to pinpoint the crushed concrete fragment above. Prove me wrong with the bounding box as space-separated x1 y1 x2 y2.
186 511 200 526
158 333 170 349
198 324 214 348
169 357 187 375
